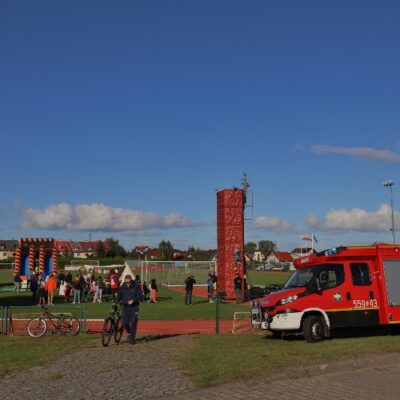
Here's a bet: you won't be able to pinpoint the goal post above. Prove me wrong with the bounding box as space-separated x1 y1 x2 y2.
66 259 100 271
161 261 216 287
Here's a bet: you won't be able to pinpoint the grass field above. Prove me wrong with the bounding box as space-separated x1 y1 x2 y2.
179 333 400 387
0 269 289 320
3 330 400 387
0 269 291 288
0 334 97 376
247 270 290 286
0 266 248 320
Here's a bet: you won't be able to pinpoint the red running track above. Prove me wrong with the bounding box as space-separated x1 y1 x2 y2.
11 319 234 335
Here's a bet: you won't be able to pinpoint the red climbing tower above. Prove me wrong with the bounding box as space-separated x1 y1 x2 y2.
217 188 245 299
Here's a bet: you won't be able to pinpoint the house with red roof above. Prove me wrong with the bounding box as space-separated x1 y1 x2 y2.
70 241 110 258
56 240 73 256
265 251 294 270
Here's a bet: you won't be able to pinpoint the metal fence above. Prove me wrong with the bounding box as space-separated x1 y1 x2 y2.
0 262 14 270
0 305 88 336
0 306 12 334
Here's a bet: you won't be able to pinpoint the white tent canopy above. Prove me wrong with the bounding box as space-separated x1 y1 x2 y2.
119 264 135 283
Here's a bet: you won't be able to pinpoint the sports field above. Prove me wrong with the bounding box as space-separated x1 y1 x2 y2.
0 269 289 320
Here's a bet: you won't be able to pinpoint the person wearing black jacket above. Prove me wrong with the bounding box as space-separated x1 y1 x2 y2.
184 275 196 305
117 275 141 344
234 273 243 303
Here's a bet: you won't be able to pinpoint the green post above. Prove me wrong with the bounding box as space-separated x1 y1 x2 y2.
1 307 4 334
215 292 220 335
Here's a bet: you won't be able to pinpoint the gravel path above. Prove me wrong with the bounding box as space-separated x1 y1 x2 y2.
0 335 195 400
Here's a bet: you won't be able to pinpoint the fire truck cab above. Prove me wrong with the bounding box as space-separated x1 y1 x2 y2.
253 244 400 342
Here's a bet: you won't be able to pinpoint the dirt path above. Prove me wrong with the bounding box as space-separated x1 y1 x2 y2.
0 335 194 400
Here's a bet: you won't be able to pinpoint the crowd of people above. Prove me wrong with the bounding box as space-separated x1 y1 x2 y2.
12 269 159 306
13 268 243 307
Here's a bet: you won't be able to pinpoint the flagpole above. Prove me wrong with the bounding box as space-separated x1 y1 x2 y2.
300 233 303 255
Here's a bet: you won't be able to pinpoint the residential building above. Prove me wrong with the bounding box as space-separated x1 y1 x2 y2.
266 251 294 270
0 240 18 260
70 241 110 258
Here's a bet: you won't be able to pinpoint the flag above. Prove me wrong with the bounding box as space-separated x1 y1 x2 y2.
301 234 318 243
301 234 312 241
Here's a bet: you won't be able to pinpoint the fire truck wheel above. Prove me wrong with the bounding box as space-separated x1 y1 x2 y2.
303 315 325 343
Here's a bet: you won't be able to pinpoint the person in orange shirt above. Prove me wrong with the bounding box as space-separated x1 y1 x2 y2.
46 272 58 306
149 279 158 303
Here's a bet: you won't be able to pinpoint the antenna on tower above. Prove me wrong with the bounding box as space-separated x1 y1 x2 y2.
241 172 250 192
241 172 253 221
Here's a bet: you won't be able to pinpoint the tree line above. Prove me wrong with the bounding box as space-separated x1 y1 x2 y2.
59 237 278 262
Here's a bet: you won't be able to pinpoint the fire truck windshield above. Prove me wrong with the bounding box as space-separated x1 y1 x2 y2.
283 264 344 290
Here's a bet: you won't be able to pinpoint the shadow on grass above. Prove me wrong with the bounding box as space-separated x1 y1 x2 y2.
104 333 186 347
146 296 173 302
266 325 400 342
137 333 182 343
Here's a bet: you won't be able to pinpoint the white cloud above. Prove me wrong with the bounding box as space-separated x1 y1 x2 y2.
20 203 200 232
253 216 294 232
307 204 399 232
311 145 400 162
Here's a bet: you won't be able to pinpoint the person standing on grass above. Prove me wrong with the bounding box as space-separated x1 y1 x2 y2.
38 282 47 307
46 272 58 305
64 281 72 303
93 276 104 303
13 273 22 292
184 275 196 305
79 273 87 302
142 281 149 302
207 273 214 302
234 273 243 303
211 273 218 302
149 278 158 303
72 275 82 304
26 269 32 291
58 270 65 286
65 271 72 284
109 269 119 300
117 274 141 344
30 273 38 304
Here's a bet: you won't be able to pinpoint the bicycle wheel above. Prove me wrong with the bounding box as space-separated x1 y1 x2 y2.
60 317 80 336
114 317 124 344
27 317 47 338
101 316 114 347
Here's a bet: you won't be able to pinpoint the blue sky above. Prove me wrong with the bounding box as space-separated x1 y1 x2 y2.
1 0 400 252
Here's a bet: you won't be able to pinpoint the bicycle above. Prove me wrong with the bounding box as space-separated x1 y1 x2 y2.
101 301 124 347
26 308 80 338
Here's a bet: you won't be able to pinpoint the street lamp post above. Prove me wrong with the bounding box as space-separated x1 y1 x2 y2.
383 180 396 244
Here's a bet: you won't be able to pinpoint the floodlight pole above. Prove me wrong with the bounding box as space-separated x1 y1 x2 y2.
383 180 396 244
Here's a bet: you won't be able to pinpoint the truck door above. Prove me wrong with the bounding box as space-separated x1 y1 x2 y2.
346 262 380 327
382 259 400 322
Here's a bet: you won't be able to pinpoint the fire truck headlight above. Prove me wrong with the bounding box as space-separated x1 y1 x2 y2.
280 295 298 305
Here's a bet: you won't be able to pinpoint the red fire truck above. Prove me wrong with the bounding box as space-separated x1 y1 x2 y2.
252 244 400 342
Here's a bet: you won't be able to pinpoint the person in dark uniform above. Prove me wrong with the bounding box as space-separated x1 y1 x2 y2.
184 275 196 305
117 274 142 344
234 273 243 303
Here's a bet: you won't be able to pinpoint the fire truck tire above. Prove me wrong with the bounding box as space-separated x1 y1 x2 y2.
303 315 325 343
